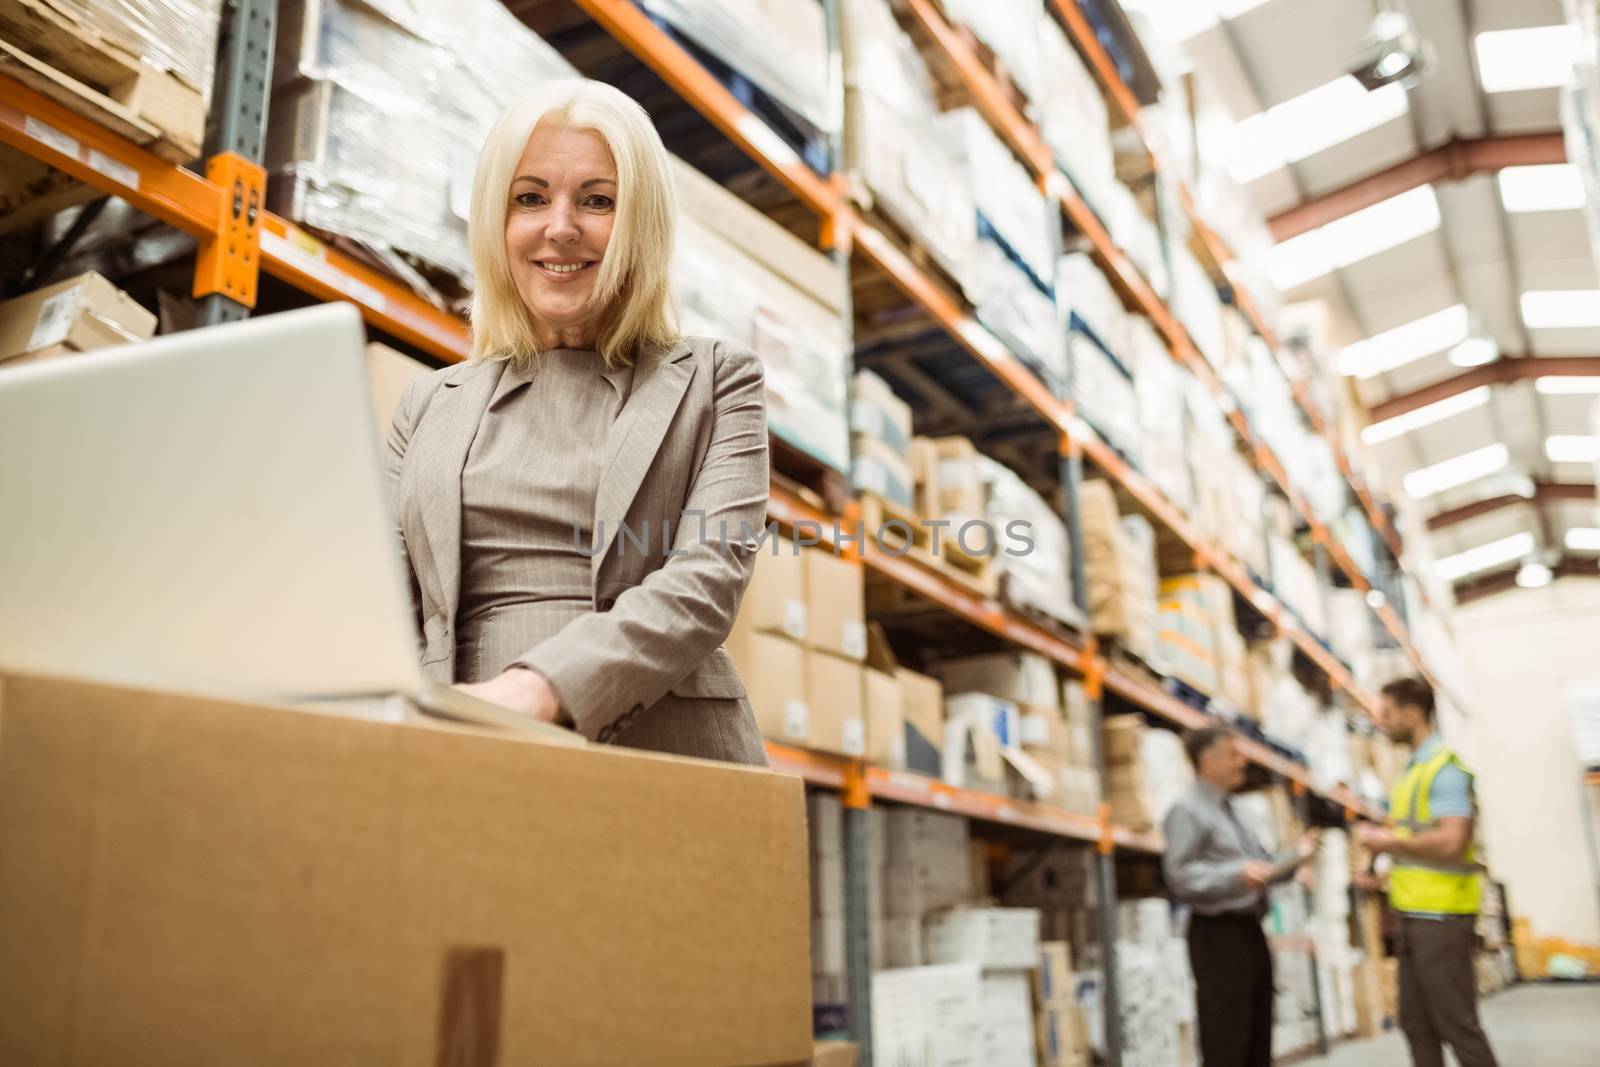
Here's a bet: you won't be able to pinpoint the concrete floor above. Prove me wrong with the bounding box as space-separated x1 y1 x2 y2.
1296 983 1600 1066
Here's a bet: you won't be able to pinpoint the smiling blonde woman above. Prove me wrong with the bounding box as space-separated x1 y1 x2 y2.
385 79 770 766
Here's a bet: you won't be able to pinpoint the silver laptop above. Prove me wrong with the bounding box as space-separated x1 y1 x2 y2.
0 301 576 742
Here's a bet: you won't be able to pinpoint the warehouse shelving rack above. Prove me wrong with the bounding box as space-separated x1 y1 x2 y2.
0 0 1401 1060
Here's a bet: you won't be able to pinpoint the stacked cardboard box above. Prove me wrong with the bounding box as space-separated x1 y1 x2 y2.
840 0 975 295
882 809 972 969
673 157 852 472
809 793 847 1015
1071 332 1143 466
1115 899 1194 1067
871 963 983 1066
922 908 1042 1067
1058 252 1131 364
940 108 1054 290
996 846 1099 950
1080 480 1157 662
969 238 1067 389
977 456 1080 628
1129 316 1195 513
1154 574 1221 696
851 369 915 509
1014 685 1101 816
942 691 1020 794
726 546 868 757
269 0 575 285
0 272 156 366
1033 941 1091 1067
1036 16 1116 214
639 0 833 145
913 435 987 532
1102 716 1156 830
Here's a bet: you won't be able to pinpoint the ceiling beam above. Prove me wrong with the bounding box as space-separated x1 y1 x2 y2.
1426 481 1597 530
1268 133 1568 241
1367 356 1600 423
1454 555 1600 606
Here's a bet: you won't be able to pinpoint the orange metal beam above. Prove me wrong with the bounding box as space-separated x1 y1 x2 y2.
1268 134 1568 242
1368 356 1600 423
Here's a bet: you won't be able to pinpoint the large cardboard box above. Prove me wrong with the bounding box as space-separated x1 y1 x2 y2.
934 651 1060 713
803 547 867 660
742 548 811 641
0 272 156 364
863 665 905 769
0 672 811 1065
365 341 432 432
806 649 867 758
896 667 944 752
729 629 811 746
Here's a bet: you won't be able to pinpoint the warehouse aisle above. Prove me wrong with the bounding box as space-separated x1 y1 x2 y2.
1296 984 1600 1066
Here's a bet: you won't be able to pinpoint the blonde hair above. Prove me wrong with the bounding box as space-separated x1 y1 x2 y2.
468 79 680 367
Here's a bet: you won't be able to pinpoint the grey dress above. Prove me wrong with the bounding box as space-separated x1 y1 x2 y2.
455 348 633 683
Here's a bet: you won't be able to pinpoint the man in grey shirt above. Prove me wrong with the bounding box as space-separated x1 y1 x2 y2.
1163 726 1317 1067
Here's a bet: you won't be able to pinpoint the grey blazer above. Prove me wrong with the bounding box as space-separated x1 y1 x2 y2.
385 335 770 766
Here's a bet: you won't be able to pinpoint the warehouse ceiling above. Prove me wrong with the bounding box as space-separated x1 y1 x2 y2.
1150 0 1600 600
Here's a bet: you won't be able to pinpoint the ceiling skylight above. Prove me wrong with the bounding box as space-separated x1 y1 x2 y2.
1433 531 1536 581
1361 387 1491 445
1545 436 1600 464
1475 25 1582 94
1403 443 1510 499
1497 164 1587 213
1271 185 1441 290
1339 304 1471 379
1231 78 1409 184
1522 291 1600 329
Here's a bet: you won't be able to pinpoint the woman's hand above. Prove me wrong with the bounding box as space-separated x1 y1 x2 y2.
456 667 561 723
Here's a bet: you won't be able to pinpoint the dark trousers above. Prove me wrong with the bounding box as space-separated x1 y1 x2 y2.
1187 912 1273 1067
1397 915 1499 1067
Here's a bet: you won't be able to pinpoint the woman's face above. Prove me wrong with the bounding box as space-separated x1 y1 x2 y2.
503 123 618 342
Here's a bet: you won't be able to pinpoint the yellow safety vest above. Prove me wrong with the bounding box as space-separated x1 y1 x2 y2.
1388 745 1482 915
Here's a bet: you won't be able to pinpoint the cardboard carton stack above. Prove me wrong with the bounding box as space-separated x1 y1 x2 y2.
881 809 972 968
1153 574 1221 697
1011 674 1100 816
871 963 983 1066
923 907 1042 1067
942 691 1021 794
1129 315 1195 514
673 157 852 472
1115 899 1194 1067
1102 716 1156 831
996 846 1099 951
809 793 847 1019
1071 332 1143 466
940 108 1053 289
839 0 976 294
969 237 1068 390
913 434 987 533
0 272 156 367
1034 941 1092 1067
1080 480 1158 663
978 456 1080 627
726 546 869 758
851 369 915 510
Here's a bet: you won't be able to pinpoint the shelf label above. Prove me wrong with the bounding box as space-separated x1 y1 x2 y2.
24 116 78 160
782 700 809 741
86 149 139 191
260 229 390 314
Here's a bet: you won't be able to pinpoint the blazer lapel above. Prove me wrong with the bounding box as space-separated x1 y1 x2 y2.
591 341 696 578
418 360 506 617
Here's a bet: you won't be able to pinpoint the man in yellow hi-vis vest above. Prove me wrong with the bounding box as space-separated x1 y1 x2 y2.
1356 677 1499 1067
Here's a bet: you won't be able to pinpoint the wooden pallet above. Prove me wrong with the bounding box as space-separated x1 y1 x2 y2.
897 0 1034 118
858 490 999 599
849 197 973 324
0 0 205 164
0 141 98 235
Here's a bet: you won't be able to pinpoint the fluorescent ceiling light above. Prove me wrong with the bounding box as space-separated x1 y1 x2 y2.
1340 304 1471 379
1361 386 1492 445
1516 561 1554 588
1271 185 1441 290
1567 527 1600 551
1123 0 1271 42
1498 164 1587 212
1232 77 1409 184
1474 25 1581 94
1536 376 1600 394
1448 336 1499 367
1403 443 1510 499
1522 291 1600 329
1545 435 1600 463
1434 531 1535 581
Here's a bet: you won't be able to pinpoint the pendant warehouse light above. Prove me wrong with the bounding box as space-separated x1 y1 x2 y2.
1349 0 1435 91
1516 561 1554 588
